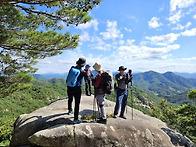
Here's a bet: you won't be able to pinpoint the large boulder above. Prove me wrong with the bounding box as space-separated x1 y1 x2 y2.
10 96 194 147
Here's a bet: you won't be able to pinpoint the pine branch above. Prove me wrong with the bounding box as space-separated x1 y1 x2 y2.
14 4 63 21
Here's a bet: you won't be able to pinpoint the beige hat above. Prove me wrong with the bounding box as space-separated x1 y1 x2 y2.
93 62 102 71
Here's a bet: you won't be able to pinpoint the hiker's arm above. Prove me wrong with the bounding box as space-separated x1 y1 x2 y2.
128 72 132 83
115 74 125 82
90 71 94 79
77 70 85 82
125 73 132 84
125 74 129 84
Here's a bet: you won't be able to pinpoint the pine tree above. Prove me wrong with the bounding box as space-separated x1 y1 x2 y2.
0 0 101 97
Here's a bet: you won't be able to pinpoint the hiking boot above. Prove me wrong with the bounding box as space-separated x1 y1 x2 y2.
97 118 107 124
119 115 127 119
74 120 82 124
68 110 74 115
113 115 117 118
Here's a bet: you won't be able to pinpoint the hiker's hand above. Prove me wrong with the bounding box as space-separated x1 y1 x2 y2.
120 76 123 79
128 72 132 76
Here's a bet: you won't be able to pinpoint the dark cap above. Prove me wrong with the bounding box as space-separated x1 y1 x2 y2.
118 66 127 71
76 57 86 66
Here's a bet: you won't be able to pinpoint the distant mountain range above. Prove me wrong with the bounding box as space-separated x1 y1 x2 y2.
32 70 196 105
32 71 196 97
133 71 196 97
32 71 196 96
174 72 196 79
32 73 68 80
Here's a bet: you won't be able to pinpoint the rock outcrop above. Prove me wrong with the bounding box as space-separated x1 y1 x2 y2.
10 95 194 147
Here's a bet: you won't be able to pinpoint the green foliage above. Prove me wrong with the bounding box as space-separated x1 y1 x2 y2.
150 99 196 144
165 91 195 105
0 79 68 145
0 72 36 98
188 89 196 101
0 0 102 97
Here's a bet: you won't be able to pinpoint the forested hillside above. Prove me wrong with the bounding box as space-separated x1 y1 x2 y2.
0 81 67 145
133 71 196 96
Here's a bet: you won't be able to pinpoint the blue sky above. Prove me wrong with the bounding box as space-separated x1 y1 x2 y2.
35 0 196 74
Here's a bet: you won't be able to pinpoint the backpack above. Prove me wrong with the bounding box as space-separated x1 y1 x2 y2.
101 70 114 94
66 67 81 87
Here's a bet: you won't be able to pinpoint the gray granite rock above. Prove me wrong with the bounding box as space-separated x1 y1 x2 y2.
10 95 195 147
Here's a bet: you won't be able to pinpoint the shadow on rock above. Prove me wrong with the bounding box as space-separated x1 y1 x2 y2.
161 128 195 147
11 112 73 146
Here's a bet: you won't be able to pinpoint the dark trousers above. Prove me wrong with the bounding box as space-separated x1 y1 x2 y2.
67 86 81 120
114 89 128 116
85 80 92 95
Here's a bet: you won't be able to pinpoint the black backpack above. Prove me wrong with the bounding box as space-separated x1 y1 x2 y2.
101 70 114 94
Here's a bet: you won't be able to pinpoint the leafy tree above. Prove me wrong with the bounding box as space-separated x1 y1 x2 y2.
150 100 196 144
188 89 196 101
0 0 101 97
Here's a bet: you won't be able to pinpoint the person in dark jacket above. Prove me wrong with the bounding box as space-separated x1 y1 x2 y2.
113 66 132 119
84 64 94 96
66 57 86 124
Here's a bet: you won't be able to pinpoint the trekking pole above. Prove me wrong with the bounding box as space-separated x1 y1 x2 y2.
93 94 97 122
131 80 133 120
128 70 133 120
96 96 101 119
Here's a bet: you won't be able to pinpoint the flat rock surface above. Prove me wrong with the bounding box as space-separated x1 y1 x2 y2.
10 95 194 147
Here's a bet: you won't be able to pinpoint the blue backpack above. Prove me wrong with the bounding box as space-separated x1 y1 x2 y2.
66 67 81 87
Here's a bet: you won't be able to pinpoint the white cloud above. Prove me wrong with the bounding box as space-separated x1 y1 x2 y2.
113 38 180 61
88 37 111 51
119 40 125 45
170 0 196 12
172 22 192 30
93 44 112 51
35 48 84 74
185 22 192 28
124 27 132 33
126 15 138 22
193 14 196 19
182 57 196 61
159 4 165 12
100 20 123 40
181 28 196 36
148 17 163 29
76 19 98 31
169 0 196 24
172 24 184 30
80 31 91 42
145 33 180 46
169 10 182 24
127 39 135 45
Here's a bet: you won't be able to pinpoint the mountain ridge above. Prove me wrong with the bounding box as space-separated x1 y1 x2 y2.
133 71 196 96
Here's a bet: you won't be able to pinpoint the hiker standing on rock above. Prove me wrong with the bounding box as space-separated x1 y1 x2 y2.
93 62 107 124
84 64 94 96
113 66 132 119
66 57 86 124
